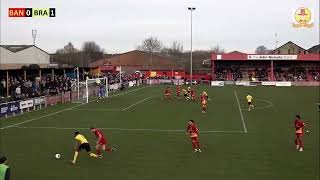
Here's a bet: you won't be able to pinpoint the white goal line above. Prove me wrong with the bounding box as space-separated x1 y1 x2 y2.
12 126 246 133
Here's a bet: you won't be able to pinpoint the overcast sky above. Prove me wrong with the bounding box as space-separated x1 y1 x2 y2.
1 0 319 54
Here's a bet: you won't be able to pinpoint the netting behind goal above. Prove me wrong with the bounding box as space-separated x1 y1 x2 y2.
72 78 108 103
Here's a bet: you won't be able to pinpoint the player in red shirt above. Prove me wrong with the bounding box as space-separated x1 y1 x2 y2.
191 89 196 102
176 85 181 97
90 127 116 158
294 115 309 152
163 87 171 100
186 120 201 153
200 95 207 114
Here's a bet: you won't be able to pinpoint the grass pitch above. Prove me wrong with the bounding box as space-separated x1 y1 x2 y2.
0 85 319 180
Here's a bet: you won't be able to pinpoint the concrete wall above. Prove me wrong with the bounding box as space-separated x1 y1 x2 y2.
0 46 50 67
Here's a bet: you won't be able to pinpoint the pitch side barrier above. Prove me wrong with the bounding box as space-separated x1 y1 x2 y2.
0 80 141 119
210 81 320 87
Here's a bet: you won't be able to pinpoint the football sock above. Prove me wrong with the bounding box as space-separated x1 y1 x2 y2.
73 151 79 163
97 149 102 155
192 142 196 150
196 141 200 149
90 153 98 158
298 139 303 148
104 147 112 152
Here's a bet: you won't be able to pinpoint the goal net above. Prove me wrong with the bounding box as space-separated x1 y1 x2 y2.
72 77 108 103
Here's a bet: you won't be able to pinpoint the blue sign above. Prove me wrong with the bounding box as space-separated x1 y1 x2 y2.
0 101 21 118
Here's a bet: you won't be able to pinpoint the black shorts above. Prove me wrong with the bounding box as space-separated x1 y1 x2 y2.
248 102 252 106
184 94 188 97
79 143 91 152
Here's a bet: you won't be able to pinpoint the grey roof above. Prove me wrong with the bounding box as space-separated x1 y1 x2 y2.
308 44 320 53
0 45 49 54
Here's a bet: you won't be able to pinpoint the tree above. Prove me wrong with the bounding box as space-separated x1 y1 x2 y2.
81 41 104 66
210 45 225 54
255 45 270 54
137 37 163 53
64 42 77 54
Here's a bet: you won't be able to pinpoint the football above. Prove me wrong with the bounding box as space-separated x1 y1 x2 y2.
55 154 61 159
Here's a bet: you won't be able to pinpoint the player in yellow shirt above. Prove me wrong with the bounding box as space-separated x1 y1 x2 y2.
187 86 191 100
246 93 254 111
71 131 98 165
202 91 211 101
182 89 189 101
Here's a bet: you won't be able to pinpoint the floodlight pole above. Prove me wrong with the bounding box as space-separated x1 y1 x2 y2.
32 29 37 46
188 7 196 85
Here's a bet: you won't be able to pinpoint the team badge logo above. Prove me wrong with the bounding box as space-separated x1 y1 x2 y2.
292 7 314 28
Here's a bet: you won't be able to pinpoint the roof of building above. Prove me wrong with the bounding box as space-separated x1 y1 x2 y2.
0 45 49 54
90 50 182 70
227 50 245 54
272 41 306 52
308 44 320 53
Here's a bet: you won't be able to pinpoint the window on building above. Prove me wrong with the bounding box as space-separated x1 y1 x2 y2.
288 49 291 54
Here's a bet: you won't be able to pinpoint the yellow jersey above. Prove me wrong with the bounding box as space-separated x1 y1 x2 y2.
183 89 188 95
75 134 89 144
187 87 191 92
203 91 208 97
246 95 253 103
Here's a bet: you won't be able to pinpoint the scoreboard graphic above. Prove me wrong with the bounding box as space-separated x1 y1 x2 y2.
8 8 56 17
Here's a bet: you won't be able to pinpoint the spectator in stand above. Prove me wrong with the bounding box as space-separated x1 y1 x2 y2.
0 81 4 98
15 85 21 100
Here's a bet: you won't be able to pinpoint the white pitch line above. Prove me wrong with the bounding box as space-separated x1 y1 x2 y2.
122 96 153 111
0 86 149 130
234 90 248 133
12 126 245 133
71 108 122 112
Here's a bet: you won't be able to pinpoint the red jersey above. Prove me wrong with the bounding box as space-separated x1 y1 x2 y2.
93 128 107 142
200 95 206 105
191 90 195 97
187 124 199 137
294 119 305 134
176 86 181 92
165 88 171 94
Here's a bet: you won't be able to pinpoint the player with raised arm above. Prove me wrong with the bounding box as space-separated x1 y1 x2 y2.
294 115 308 152
71 131 98 165
90 127 116 158
246 93 254 111
186 120 201 153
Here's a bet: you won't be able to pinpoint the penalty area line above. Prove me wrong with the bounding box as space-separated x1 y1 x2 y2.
0 86 150 130
121 96 153 111
12 126 246 133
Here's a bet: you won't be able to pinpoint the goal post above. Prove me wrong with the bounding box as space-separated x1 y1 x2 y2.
72 77 108 103
85 77 108 103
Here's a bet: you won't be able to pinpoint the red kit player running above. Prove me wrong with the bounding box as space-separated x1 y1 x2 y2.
186 120 201 153
294 115 308 152
191 89 196 102
200 94 207 114
163 87 171 100
176 85 181 97
90 127 116 158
